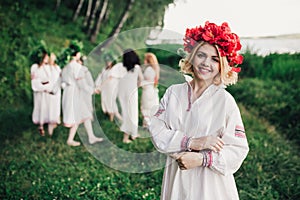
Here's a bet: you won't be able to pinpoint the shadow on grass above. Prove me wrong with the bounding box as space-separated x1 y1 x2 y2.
0 107 35 142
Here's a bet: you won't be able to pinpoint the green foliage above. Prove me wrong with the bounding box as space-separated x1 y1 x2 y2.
125 0 174 29
239 50 300 81
262 53 300 80
0 1 88 108
228 78 300 144
57 40 84 67
146 43 182 69
236 105 300 199
29 40 50 65
238 49 264 78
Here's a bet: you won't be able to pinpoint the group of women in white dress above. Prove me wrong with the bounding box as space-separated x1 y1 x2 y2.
31 47 160 145
30 47 103 146
31 51 61 136
95 50 160 143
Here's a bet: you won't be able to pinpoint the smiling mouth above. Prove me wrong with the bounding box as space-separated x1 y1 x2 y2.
197 67 212 73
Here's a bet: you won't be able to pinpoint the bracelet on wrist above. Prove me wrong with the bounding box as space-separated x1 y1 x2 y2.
186 137 193 151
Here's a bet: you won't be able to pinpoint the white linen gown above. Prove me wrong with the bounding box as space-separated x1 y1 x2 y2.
61 60 94 127
95 63 125 115
31 63 52 125
150 82 249 200
141 66 159 125
48 64 61 124
118 65 144 137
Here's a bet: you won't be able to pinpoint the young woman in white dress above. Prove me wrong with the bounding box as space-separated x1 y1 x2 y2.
31 50 52 136
140 52 160 128
61 49 103 147
47 53 61 136
95 56 123 122
118 49 144 143
149 21 249 200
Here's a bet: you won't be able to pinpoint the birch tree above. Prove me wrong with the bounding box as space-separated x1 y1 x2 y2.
90 0 108 43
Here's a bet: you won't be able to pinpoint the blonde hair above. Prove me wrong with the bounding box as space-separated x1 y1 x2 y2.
180 42 238 86
144 52 160 81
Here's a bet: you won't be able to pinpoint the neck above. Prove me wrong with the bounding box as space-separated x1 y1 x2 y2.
190 79 212 101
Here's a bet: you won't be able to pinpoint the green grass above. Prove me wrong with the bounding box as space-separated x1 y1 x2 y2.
1 101 299 199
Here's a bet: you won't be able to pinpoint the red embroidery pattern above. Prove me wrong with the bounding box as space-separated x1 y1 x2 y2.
202 150 213 167
208 151 213 167
235 125 246 138
181 136 188 150
187 84 191 111
154 108 165 117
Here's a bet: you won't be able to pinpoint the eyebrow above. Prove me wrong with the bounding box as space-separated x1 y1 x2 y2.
197 50 219 58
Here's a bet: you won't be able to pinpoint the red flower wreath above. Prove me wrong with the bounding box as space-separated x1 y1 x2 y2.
183 21 243 72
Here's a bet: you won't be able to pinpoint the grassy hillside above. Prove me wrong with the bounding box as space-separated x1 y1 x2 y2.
1 99 299 199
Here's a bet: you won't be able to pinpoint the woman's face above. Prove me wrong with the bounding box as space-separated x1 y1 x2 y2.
144 58 148 64
42 54 49 65
192 43 220 83
75 52 81 61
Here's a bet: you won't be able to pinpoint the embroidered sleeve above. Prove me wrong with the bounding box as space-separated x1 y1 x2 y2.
209 98 249 175
149 86 186 153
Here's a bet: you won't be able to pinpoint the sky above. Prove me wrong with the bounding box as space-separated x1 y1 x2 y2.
163 0 300 38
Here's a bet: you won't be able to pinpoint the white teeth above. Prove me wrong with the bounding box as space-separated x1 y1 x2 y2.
198 67 211 72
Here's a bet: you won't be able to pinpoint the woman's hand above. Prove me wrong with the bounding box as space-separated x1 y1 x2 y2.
190 136 224 152
175 152 203 170
94 89 100 94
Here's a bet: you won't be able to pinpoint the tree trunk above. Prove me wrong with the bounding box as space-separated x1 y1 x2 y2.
95 0 134 47
87 0 101 36
55 0 61 12
90 0 108 43
73 0 85 22
83 0 93 27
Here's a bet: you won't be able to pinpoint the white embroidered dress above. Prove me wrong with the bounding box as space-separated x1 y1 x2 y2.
150 82 249 200
118 65 143 137
141 66 159 124
31 63 52 124
61 60 94 127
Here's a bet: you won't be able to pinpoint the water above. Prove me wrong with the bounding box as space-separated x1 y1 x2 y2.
147 29 300 56
240 38 300 56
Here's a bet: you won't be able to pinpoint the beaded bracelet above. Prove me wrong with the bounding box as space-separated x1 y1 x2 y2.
202 151 208 167
186 137 193 151
201 151 212 167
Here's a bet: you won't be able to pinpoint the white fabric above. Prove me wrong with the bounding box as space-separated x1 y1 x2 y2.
141 66 159 124
95 63 125 114
48 64 61 124
31 63 53 124
149 82 249 200
80 65 95 114
61 60 94 127
118 65 143 137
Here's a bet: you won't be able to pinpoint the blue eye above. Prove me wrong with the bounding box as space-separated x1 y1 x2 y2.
197 53 205 58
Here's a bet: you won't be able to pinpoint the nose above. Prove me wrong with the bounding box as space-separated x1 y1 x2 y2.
201 58 210 67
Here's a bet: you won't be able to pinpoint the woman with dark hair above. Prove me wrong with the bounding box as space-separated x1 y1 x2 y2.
118 49 144 143
30 48 51 136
